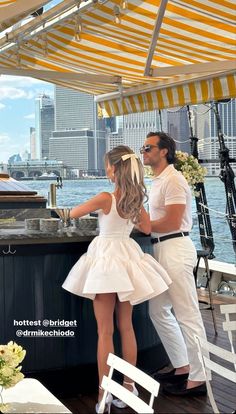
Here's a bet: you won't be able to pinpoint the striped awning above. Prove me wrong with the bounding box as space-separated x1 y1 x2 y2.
97 72 236 117
0 0 235 116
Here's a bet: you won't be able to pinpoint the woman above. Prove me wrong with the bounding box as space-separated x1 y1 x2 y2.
62 145 171 412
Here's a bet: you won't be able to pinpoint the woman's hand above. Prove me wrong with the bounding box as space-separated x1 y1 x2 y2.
135 206 151 235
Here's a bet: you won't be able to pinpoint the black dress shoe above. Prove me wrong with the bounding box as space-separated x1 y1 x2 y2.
163 380 207 396
154 368 189 383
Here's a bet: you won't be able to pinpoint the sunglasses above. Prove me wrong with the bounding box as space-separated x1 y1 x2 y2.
139 144 159 154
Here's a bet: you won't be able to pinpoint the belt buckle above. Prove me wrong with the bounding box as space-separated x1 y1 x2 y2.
151 237 160 244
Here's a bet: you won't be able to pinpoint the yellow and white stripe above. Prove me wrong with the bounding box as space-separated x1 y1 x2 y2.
0 0 16 6
0 0 235 115
97 72 236 117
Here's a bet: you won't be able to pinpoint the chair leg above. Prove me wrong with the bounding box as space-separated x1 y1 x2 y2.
204 257 218 336
97 390 108 414
206 379 220 414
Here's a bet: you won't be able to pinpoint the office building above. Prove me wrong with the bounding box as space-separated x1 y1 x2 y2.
167 107 191 153
30 127 36 160
107 131 124 151
122 110 162 154
50 129 106 176
55 86 95 131
196 100 236 175
35 94 54 160
53 86 107 171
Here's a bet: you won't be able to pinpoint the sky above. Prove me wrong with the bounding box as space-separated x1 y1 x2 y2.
0 75 54 163
0 0 61 163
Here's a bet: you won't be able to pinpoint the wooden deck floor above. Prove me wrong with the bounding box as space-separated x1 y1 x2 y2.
60 293 236 414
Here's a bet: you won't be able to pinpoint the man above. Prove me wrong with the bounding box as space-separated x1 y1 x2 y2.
141 131 207 396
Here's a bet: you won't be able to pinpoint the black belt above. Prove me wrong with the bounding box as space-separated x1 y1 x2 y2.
151 232 189 244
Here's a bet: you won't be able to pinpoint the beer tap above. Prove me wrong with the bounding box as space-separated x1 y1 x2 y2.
48 176 63 208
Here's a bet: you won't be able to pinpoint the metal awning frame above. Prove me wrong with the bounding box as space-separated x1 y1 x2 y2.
0 67 122 84
144 0 169 77
0 0 98 52
0 0 49 30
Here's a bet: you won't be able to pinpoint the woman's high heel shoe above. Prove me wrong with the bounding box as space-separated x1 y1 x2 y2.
95 389 113 414
112 381 139 409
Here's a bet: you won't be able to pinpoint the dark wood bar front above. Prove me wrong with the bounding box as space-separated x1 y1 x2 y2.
0 227 169 393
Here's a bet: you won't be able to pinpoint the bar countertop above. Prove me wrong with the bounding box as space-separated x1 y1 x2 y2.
0 222 148 245
0 221 97 245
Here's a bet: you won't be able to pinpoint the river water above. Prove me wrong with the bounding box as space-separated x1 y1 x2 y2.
26 178 236 264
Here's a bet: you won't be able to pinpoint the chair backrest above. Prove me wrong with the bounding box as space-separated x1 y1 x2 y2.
100 353 160 414
195 335 236 381
220 304 236 357
195 335 236 414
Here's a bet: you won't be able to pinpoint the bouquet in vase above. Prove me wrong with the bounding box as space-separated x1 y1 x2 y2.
0 341 26 413
175 151 207 195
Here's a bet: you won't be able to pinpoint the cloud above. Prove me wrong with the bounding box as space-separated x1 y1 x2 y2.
0 75 49 88
0 103 5 110
24 113 35 119
0 75 53 101
0 133 10 144
0 132 30 162
0 87 35 100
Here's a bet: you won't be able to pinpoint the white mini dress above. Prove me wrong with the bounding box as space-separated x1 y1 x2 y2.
62 193 171 305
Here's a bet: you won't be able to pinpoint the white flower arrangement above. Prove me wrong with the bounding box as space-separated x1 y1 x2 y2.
175 151 207 195
0 341 26 412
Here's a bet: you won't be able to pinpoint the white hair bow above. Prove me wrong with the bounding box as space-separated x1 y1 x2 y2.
121 153 140 184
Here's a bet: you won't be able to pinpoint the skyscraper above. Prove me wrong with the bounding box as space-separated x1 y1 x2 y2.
122 110 161 154
35 94 54 160
51 86 107 174
54 86 95 131
30 127 36 160
107 130 124 151
196 100 236 175
167 107 190 153
50 129 106 175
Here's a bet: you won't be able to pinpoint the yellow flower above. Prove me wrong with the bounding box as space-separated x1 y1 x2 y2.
0 341 26 390
0 366 14 377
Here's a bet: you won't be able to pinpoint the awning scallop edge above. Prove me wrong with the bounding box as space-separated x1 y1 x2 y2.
97 72 236 117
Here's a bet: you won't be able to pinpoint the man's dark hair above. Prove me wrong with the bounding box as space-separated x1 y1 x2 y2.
147 131 176 164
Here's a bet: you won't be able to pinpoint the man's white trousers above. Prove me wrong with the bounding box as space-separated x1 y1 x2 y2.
149 236 207 381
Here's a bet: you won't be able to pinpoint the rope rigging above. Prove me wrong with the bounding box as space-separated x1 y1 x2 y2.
213 101 236 256
159 102 236 259
186 105 215 259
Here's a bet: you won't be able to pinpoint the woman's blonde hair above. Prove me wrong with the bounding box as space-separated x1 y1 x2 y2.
105 145 147 224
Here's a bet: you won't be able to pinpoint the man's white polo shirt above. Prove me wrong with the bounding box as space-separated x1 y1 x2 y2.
149 164 192 238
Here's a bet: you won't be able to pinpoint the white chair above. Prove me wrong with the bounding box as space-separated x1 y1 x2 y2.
195 335 236 414
220 304 236 360
98 353 160 414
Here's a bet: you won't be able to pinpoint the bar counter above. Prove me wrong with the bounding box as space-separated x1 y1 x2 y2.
0 222 168 382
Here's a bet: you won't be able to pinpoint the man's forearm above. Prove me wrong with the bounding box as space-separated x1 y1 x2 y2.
151 218 181 233
150 204 186 233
